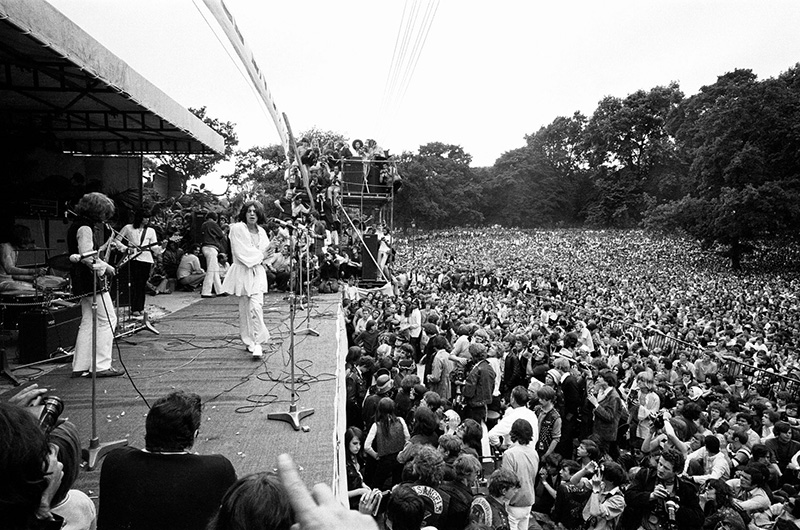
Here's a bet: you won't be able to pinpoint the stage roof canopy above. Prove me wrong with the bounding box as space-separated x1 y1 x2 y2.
0 0 224 155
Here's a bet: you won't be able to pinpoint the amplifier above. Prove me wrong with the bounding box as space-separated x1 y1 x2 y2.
18 304 82 364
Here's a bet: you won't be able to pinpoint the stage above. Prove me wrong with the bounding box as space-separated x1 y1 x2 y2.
0 291 347 505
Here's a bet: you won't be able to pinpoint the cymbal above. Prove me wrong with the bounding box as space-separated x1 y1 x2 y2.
18 247 56 251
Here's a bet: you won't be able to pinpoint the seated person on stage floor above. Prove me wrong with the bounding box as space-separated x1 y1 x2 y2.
176 245 205 291
264 244 291 292
0 224 48 292
98 390 237 530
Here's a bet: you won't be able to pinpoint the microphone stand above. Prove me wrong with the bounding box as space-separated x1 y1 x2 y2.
268 223 314 430
83 254 127 470
295 227 318 337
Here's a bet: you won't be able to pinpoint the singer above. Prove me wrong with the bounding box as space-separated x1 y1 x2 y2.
221 201 271 359
67 192 123 378
622 448 703 530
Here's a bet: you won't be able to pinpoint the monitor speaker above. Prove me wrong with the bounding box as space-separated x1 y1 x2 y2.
18 304 82 364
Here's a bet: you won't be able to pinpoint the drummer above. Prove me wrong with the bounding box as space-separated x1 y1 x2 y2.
0 225 47 292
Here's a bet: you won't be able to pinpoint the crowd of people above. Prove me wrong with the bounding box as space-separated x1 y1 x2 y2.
342 227 800 530
5 207 800 530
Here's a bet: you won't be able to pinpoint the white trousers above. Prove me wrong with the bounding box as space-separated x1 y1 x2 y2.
201 245 223 296
238 292 269 347
507 504 532 530
73 292 117 372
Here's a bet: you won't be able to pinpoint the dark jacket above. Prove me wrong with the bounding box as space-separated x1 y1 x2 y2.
621 467 704 530
463 360 495 407
592 387 622 442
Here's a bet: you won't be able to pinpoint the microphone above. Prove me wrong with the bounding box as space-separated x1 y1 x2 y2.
69 250 98 262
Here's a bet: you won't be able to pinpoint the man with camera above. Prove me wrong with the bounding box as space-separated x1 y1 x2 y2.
621 448 703 530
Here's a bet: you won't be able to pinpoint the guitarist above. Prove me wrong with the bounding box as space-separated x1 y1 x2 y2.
116 210 163 316
67 192 124 378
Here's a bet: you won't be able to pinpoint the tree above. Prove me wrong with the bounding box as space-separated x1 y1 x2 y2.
394 143 484 228
144 106 238 192
649 67 800 268
581 84 684 226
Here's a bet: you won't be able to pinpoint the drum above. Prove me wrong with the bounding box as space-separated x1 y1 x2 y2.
0 291 44 330
34 274 69 291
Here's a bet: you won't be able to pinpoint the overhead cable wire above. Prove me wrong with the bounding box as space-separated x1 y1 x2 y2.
377 0 440 137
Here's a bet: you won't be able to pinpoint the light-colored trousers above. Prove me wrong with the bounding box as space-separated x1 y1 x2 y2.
201 245 223 296
507 504 532 530
72 291 118 372
238 292 269 347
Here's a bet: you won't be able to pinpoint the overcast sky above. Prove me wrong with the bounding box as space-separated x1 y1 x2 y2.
47 0 800 190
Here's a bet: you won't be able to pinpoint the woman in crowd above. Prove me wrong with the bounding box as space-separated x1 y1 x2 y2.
222 201 271 359
700 478 746 530
117 209 162 317
363 397 409 489
345 427 370 510
68 192 122 378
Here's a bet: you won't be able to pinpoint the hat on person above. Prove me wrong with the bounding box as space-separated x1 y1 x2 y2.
688 386 703 402
555 348 576 363
374 368 393 394
546 368 562 384
398 358 414 371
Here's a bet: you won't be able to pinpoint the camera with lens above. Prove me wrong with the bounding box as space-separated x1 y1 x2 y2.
651 411 666 431
38 396 64 436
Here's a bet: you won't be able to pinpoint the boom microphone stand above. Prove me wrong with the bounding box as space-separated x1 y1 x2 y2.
84 254 127 470
268 223 314 430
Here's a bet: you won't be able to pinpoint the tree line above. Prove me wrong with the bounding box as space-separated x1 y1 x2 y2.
152 64 800 269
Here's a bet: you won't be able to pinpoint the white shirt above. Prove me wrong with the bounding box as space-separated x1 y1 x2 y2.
488 405 540 448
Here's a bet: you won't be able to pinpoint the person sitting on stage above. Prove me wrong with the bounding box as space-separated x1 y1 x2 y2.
264 244 291 292
98 390 237 530
68 192 123 378
176 245 205 291
0 224 47 292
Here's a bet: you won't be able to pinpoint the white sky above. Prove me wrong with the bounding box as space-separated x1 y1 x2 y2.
47 0 800 192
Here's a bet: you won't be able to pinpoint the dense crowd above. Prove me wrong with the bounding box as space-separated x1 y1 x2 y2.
342 227 800 530
4 223 800 530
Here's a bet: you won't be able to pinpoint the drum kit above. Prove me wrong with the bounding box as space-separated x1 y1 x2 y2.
1 266 73 331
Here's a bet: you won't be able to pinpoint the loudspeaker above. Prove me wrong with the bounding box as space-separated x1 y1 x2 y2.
18 304 82 364
361 234 380 281
342 160 365 194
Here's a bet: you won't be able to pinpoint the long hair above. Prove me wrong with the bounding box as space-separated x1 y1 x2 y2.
236 201 266 225
75 192 115 223
376 397 398 436
344 426 364 464
132 209 148 229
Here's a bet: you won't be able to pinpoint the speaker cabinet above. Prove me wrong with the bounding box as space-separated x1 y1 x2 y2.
361 234 380 281
18 304 82 364
342 160 365 194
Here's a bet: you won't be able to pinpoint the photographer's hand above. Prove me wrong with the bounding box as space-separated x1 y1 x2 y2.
277 453 378 530
8 384 47 407
36 445 63 520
